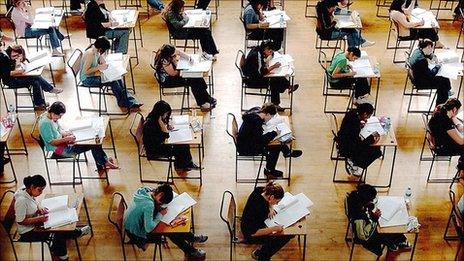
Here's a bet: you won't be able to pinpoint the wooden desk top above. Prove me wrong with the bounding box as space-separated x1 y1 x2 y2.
36 193 84 232
60 116 110 146
334 11 362 29
166 116 203 146
152 208 192 234
268 116 294 146
282 217 308 236
371 118 398 147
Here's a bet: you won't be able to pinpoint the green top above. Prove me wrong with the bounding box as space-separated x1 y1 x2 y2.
327 52 349 83
38 112 62 152
79 52 99 82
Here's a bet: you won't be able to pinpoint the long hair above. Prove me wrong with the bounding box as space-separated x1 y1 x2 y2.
433 98 462 117
165 0 184 15
263 181 284 200
6 45 26 62
389 0 405 12
146 100 172 125
154 44 176 71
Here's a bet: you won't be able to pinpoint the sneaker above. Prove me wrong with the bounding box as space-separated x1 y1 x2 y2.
201 52 214 61
52 49 65 57
448 90 455 96
186 162 202 170
188 249 206 258
284 150 303 158
251 249 260 260
200 102 212 112
130 103 143 112
354 94 373 105
351 167 364 177
78 225 91 236
50 88 63 94
193 234 208 243
397 241 412 250
264 168 283 177
387 244 399 252
360 40 375 48
288 84 299 94
210 97 217 107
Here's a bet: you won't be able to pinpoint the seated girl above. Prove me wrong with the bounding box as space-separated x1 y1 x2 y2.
143 101 200 173
389 0 445 48
428 98 463 176
15 175 90 261
153 44 216 111
241 181 294 260
123 184 207 258
11 0 65 56
164 0 219 61
38 101 119 172
347 184 411 256
80 36 142 111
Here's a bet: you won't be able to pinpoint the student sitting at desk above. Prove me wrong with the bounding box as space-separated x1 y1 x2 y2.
337 103 382 177
0 45 63 110
143 101 200 173
14 175 91 261
316 0 375 48
242 0 284 50
243 40 299 111
153 44 216 111
428 98 464 176
11 0 66 57
84 0 131 54
39 101 119 172
241 181 294 260
124 184 208 258
164 0 219 61
408 39 451 106
81 36 142 111
347 184 411 256
327 47 372 105
237 103 302 178
389 0 445 48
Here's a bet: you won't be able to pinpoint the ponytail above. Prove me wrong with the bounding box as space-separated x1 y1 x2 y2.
263 181 284 199
23 175 46 189
433 98 462 117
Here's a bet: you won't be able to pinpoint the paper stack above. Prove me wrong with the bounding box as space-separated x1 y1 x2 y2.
41 195 78 229
377 196 409 227
161 192 197 224
264 192 313 228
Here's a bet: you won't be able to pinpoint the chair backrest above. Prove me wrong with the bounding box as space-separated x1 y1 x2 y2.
404 57 417 85
226 113 239 146
108 192 127 240
220 191 237 239
0 190 16 235
318 51 329 71
129 112 145 156
235 50 246 79
30 117 47 152
67 49 84 83
329 113 339 139
421 113 437 151
449 189 464 238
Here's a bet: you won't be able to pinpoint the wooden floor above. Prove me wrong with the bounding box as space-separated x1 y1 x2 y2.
0 0 463 260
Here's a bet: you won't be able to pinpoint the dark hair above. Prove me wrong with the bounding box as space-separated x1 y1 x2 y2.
48 101 66 115
6 45 26 62
260 102 277 115
93 36 111 54
154 44 176 71
355 184 377 205
389 0 405 12
433 98 462 117
259 40 276 53
418 39 434 49
324 0 339 8
23 175 46 188
147 100 172 124
263 181 284 199
154 183 174 204
165 0 185 15
347 47 361 58
357 103 374 115
249 0 267 9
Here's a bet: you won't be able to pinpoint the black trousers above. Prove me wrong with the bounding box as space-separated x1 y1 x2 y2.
19 229 82 257
184 29 219 55
351 145 382 169
248 235 295 261
363 230 407 256
70 0 85 10
265 145 290 171
330 77 370 98
245 77 290 105
409 28 439 42
151 144 193 169
146 232 196 254
248 29 284 50
436 144 464 170
163 76 212 106
416 76 451 106
0 142 4 173
196 0 211 9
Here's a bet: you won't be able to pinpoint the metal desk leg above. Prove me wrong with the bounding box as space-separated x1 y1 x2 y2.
302 234 307 261
83 197 94 238
410 232 418 261
1 144 17 184
374 77 381 111
108 120 118 159
74 238 82 261
49 64 56 87
198 145 202 186
288 142 292 186
131 27 139 66
387 146 397 188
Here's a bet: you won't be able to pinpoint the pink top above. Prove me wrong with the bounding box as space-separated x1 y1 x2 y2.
11 7 33 37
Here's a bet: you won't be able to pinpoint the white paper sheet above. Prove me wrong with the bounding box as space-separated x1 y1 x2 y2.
377 196 409 227
69 117 106 142
359 117 386 140
161 192 197 224
44 208 78 229
168 128 193 143
23 51 50 73
265 201 310 228
41 195 68 213
184 9 210 28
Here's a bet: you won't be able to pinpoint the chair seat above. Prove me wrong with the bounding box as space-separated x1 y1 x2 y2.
47 152 75 159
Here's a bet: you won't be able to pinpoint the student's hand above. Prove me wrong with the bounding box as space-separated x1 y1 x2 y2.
98 63 108 71
271 62 281 70
419 19 425 26
158 116 169 133
65 135 76 144
258 21 269 28
160 207 168 215
268 208 277 218
372 131 380 143
347 71 356 77
170 215 188 227
111 21 119 27
271 225 284 234
37 215 49 223
62 130 73 137
167 123 174 131
371 209 382 220
38 207 49 215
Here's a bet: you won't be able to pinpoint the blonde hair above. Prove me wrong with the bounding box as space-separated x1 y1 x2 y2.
263 181 284 199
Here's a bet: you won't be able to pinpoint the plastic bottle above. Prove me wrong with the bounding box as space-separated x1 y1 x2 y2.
7 104 16 127
404 186 412 205
384 117 391 133
279 13 284 27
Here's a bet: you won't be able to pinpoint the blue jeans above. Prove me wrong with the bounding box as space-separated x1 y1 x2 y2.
147 0 164 10
24 26 64 49
4 76 53 106
331 29 365 48
82 76 138 108
105 29 130 54
62 145 108 169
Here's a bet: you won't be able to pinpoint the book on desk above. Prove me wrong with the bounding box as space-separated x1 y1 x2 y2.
377 196 409 228
161 192 196 224
359 117 386 140
101 53 127 83
23 51 50 73
40 195 78 229
263 115 293 142
264 192 313 229
67 117 105 142
429 50 463 80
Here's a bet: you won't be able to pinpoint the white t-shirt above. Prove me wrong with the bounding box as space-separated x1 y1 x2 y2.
14 188 39 234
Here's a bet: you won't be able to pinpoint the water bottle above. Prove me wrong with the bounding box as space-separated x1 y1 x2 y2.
279 13 284 27
404 186 412 205
7 104 16 127
384 117 391 133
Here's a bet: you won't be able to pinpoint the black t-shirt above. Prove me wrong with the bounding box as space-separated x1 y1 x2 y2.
240 187 269 239
428 112 457 150
0 50 14 83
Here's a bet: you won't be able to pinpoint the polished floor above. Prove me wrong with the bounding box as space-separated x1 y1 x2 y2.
0 0 463 260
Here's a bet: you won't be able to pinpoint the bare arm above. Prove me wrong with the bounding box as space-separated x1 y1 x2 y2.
18 215 48 226
331 66 355 78
252 225 283 237
82 51 105 75
447 129 464 145
162 63 180 77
